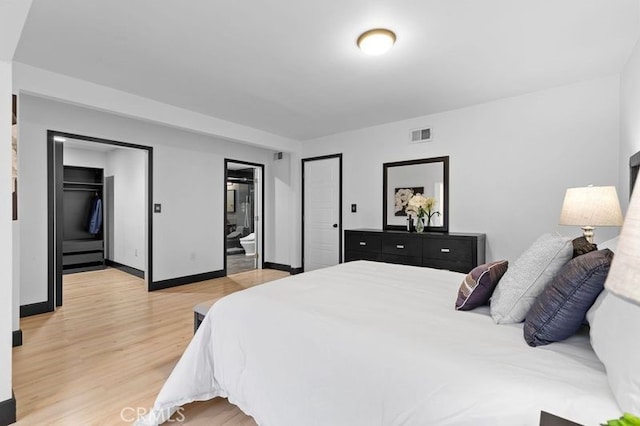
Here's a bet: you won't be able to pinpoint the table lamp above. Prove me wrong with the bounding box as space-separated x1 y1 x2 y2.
559 185 623 243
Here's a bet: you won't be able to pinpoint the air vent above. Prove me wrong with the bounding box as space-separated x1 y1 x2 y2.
274 152 283 160
410 127 432 143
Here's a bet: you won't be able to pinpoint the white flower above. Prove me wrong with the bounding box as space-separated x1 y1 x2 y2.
394 188 414 213
406 194 438 218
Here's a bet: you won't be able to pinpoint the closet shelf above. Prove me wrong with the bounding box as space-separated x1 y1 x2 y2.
63 181 103 186
64 188 100 192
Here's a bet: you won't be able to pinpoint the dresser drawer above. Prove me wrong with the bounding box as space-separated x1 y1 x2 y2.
380 253 422 267
345 250 379 262
381 234 422 257
423 238 473 262
424 258 474 274
345 232 382 253
63 251 104 266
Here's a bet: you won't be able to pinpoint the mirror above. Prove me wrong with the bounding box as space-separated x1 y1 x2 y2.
383 156 449 232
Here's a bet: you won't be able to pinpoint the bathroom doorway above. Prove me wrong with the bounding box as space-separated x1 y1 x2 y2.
224 159 264 275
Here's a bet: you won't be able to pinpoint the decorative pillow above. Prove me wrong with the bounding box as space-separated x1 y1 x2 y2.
523 249 612 347
588 290 640 414
491 233 573 324
455 260 509 311
571 236 597 258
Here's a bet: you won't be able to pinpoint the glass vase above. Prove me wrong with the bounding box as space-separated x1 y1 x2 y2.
416 217 425 233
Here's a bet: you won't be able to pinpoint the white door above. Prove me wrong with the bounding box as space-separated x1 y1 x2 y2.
303 156 341 272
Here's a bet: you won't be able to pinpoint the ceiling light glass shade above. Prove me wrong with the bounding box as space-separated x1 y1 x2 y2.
559 185 623 242
605 177 640 304
357 28 396 56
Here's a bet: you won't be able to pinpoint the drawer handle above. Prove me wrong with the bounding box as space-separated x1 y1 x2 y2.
440 248 451 253
396 244 405 249
359 242 367 246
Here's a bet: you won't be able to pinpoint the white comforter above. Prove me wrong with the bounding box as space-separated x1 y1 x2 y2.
137 261 620 426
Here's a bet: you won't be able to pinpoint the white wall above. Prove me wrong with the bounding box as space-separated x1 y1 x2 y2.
17 94 293 306
106 148 146 270
0 59 13 403
271 153 293 266
63 146 107 169
12 221 19 332
302 76 622 262
620 31 640 210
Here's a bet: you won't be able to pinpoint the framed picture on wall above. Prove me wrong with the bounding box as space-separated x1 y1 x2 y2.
227 189 236 213
394 186 424 216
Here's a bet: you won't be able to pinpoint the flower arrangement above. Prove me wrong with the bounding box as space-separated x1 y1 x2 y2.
406 194 440 231
394 188 415 214
602 413 640 426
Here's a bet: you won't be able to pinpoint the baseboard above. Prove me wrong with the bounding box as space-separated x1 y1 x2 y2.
0 392 16 426
62 264 106 275
150 270 225 291
12 330 22 347
20 301 52 318
264 262 303 275
105 259 145 279
263 262 291 272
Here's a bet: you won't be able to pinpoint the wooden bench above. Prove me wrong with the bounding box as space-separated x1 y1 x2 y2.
193 300 216 334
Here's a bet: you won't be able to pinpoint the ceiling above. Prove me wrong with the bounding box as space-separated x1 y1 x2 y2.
14 0 640 141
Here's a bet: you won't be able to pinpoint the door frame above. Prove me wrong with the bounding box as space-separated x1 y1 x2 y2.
301 153 343 272
223 158 265 275
47 130 154 309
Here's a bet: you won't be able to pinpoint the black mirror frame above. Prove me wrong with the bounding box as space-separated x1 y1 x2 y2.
383 156 449 232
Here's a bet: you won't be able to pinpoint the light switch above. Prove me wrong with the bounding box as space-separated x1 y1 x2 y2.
351 204 357 213
154 203 162 213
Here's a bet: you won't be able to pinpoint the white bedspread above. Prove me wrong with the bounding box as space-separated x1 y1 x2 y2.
137 261 619 426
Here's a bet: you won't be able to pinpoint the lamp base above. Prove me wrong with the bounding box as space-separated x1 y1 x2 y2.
581 226 595 244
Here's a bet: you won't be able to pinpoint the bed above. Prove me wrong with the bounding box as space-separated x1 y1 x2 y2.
137 260 620 426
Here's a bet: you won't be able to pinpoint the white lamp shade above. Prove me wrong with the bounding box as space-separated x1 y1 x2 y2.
605 180 640 303
559 186 623 227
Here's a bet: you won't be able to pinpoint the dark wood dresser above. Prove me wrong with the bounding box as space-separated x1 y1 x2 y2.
345 229 486 274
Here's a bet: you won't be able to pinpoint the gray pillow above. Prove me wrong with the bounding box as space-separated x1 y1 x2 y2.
491 234 573 324
523 249 612 346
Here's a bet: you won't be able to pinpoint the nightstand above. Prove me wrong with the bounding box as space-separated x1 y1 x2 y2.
193 300 215 334
540 411 583 426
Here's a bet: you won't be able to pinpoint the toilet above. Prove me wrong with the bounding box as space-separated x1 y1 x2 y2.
239 233 256 256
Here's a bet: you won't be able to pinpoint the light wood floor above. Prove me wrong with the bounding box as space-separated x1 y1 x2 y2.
13 267 288 425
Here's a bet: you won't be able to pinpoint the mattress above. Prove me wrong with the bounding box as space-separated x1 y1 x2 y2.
137 261 619 425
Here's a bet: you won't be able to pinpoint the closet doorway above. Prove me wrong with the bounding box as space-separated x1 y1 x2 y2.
47 131 153 308
224 159 264 275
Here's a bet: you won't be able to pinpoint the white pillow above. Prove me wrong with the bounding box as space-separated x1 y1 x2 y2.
588 290 640 414
491 233 572 324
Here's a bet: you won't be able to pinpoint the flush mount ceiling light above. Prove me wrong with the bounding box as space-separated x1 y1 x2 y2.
357 28 396 56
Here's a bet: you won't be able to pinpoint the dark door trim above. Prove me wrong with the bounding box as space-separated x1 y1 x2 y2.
630 149 640 198
47 130 155 308
223 159 266 275
301 153 343 272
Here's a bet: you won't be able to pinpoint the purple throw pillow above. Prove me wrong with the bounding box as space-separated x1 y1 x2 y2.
455 260 509 311
524 249 613 347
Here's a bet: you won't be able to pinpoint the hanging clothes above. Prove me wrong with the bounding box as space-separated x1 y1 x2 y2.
88 196 103 235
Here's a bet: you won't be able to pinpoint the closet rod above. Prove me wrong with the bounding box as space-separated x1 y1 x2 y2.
63 188 101 192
